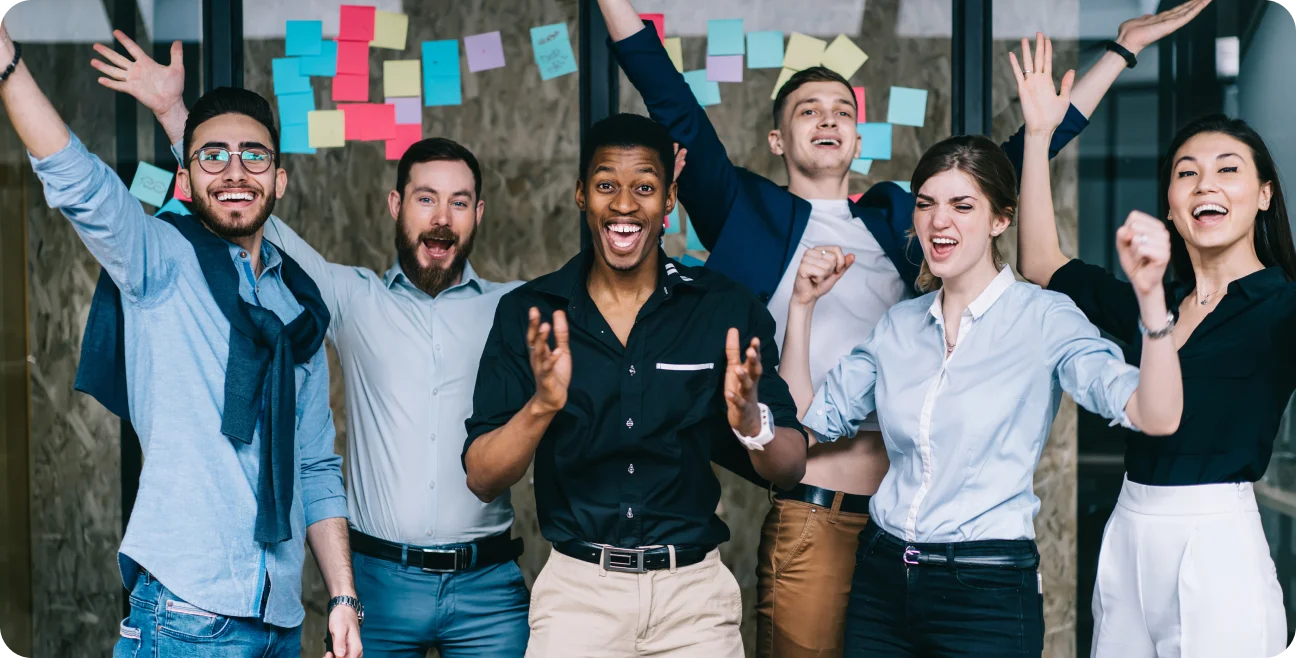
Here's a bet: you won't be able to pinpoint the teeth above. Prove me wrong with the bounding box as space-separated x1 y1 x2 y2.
217 191 253 201
608 224 642 234
1192 203 1227 218
812 139 840 146
932 237 958 245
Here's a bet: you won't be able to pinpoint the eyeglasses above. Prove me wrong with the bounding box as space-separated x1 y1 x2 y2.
189 147 276 175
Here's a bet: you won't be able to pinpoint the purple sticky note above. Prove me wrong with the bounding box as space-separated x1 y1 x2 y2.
706 55 743 82
464 31 506 73
387 97 422 125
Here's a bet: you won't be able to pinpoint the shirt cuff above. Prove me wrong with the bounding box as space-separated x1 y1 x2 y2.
171 139 184 166
304 494 349 527
1106 366 1142 432
29 130 94 179
802 389 842 443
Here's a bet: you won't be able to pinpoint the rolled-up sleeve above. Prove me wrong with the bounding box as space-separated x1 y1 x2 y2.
1044 299 1140 430
298 349 347 526
803 322 884 442
462 294 536 468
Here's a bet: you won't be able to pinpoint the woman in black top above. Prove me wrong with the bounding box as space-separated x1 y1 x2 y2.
1012 36 1293 658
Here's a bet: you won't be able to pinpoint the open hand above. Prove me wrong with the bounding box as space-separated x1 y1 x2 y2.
92 30 185 117
792 246 854 306
673 143 688 181
526 307 571 415
323 604 362 658
1010 33 1075 137
1115 211 1170 298
1116 0 1211 56
724 328 763 437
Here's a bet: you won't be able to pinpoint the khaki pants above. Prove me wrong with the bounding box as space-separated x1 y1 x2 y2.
755 495 871 658
526 548 744 658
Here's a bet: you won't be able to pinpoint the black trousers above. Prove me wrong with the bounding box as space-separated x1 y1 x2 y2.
844 520 1045 657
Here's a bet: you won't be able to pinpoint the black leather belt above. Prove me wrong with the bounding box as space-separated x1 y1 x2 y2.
350 529 523 573
553 540 714 574
775 483 872 515
868 522 1039 569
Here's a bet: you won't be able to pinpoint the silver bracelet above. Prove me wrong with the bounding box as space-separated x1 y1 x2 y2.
1137 311 1176 339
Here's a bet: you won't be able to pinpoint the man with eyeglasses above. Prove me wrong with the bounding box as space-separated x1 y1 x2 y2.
0 21 361 658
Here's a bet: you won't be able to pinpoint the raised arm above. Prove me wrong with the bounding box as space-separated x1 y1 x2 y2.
781 246 854 418
598 0 740 249
93 30 188 144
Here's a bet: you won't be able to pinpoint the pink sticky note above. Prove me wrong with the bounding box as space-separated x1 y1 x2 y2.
386 97 422 125
639 13 665 41
706 55 743 82
338 103 395 141
386 123 423 161
464 31 506 72
338 5 376 42
853 87 866 123
332 72 369 102
849 192 864 203
336 40 369 76
173 166 191 201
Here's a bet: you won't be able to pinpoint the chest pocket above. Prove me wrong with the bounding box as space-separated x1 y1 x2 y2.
653 361 720 426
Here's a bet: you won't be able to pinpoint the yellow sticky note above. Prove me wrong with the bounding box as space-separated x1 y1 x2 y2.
771 67 796 100
664 37 684 73
822 34 868 79
371 10 409 50
384 60 421 98
782 33 826 71
308 110 346 148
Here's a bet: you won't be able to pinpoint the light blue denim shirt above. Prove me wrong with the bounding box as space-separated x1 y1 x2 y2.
805 266 1139 543
32 132 346 628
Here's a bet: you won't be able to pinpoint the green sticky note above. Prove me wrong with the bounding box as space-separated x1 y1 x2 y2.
686 217 705 251
530 23 578 80
129 162 174 208
683 70 721 107
707 19 744 56
850 159 873 175
857 123 892 160
746 31 784 69
887 86 929 127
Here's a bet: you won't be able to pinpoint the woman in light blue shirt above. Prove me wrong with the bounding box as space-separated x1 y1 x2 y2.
779 50 1185 655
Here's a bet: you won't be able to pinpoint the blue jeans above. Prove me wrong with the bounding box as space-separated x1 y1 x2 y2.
115 571 301 658
353 552 530 658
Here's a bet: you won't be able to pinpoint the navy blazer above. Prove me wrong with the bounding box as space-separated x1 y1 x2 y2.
610 25 1090 299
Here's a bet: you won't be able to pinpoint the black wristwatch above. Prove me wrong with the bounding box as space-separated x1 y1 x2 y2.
328 595 364 626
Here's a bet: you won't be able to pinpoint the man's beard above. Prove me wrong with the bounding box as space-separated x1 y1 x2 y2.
395 219 476 298
191 189 276 239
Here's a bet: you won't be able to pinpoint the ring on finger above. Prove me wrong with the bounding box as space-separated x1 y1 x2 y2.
1135 234 1149 246
820 249 828 257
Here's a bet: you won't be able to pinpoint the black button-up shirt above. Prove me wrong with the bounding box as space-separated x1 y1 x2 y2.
464 250 805 547
1048 259 1296 485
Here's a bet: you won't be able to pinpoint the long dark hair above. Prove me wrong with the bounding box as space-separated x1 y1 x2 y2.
1159 114 1296 283
909 135 1019 292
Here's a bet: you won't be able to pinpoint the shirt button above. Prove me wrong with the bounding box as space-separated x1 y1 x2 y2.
430 433 437 442
626 508 634 519
629 365 636 376
428 481 436 490
625 418 634 429
426 530 433 537
433 388 439 395
628 464 635 474
435 344 441 351
239 251 248 258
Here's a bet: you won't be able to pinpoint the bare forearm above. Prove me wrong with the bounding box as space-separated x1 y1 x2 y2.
1069 51 1128 118
0 59 71 159
1017 134 1069 285
305 517 357 598
747 428 807 490
156 102 188 148
1128 292 1181 435
465 399 555 502
781 303 817 419
596 0 646 42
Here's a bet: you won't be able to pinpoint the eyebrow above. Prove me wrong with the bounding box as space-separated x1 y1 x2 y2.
410 185 473 198
196 141 271 151
1174 153 1243 167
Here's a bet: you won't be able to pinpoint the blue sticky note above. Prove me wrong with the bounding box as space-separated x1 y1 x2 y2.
424 75 463 106
129 161 174 208
272 58 311 95
285 20 323 57
890 181 912 193
707 19 744 56
887 87 929 127
665 205 681 235
156 197 191 217
679 254 706 267
850 158 873 175
422 40 460 77
683 70 721 107
685 218 706 251
276 92 315 126
746 31 784 69
857 123 892 160
281 123 316 154
530 23 578 80
299 41 337 77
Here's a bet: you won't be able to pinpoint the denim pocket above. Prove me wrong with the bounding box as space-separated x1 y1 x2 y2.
157 598 234 642
113 620 142 658
953 565 1027 591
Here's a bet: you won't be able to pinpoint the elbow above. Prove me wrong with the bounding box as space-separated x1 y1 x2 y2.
465 475 500 504
771 462 806 491
1141 414 1181 437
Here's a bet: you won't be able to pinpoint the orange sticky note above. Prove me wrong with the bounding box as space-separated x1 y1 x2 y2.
338 103 395 141
640 13 665 41
849 192 864 203
338 5 376 42
386 123 423 160
337 40 369 75
332 71 369 102
853 87 866 123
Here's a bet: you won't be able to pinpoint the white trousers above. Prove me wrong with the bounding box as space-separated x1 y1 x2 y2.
1091 477 1286 658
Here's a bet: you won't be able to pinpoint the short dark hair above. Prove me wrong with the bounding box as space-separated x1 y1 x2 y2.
183 87 280 168
771 66 855 128
579 113 675 187
395 137 483 200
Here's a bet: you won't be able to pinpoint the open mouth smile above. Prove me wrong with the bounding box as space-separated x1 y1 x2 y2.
604 221 645 254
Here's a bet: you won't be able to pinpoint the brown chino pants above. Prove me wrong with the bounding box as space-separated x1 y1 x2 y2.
755 493 871 658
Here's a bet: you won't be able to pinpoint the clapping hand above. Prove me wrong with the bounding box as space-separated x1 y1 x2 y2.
1010 33 1075 138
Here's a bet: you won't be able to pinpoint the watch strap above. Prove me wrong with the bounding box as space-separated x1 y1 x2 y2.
732 403 774 451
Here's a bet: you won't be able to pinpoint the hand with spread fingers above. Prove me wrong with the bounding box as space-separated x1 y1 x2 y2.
1115 211 1171 299
1116 0 1212 56
791 245 855 307
724 327 764 438
91 30 185 119
526 307 572 415
1010 32 1075 138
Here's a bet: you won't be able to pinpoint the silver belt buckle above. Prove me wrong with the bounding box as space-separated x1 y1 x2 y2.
903 546 920 566
420 548 460 573
601 546 647 573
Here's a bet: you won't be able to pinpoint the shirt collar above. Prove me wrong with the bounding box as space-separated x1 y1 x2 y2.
927 265 1016 324
382 261 484 295
533 248 696 301
1169 266 1289 305
229 239 283 272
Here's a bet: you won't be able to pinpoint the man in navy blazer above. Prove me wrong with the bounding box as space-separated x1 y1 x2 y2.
596 0 1190 655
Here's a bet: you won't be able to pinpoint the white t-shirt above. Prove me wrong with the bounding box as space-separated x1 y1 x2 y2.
766 199 909 432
